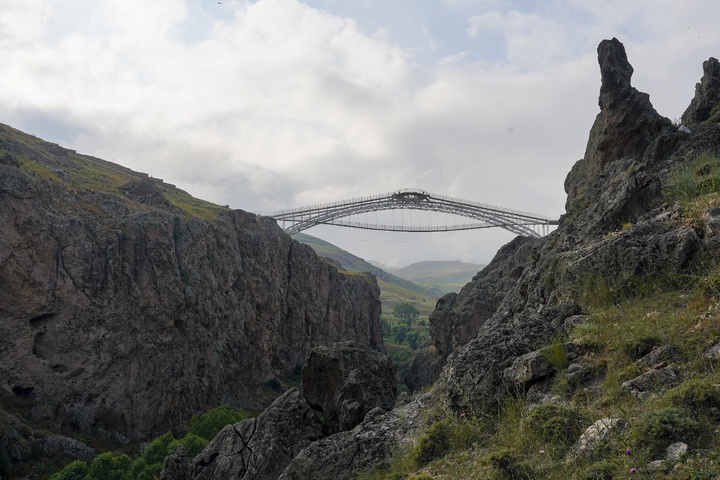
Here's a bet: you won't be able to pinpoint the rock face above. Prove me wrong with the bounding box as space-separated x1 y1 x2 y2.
301 341 396 434
0 124 383 440
434 38 719 412
682 57 720 124
189 388 324 480
277 392 434 480
429 236 539 360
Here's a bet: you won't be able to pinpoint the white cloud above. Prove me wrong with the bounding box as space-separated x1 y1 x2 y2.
1 0 719 265
0 0 48 46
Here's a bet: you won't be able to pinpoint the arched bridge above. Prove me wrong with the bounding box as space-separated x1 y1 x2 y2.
270 188 559 238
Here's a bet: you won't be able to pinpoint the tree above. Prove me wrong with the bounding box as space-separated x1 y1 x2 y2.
392 303 420 325
391 324 410 344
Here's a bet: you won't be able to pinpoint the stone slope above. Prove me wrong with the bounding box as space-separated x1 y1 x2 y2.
0 125 383 440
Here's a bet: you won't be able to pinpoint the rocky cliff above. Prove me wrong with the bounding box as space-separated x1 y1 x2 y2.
0 125 382 440
435 38 720 410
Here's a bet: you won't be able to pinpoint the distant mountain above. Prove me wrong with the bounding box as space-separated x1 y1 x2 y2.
293 233 440 315
392 261 485 294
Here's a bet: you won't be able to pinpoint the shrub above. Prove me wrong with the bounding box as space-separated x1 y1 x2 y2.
664 378 720 419
541 343 569 370
631 408 700 457
413 419 452 466
486 448 531 480
50 460 89 480
524 404 585 447
578 460 618 480
86 452 132 480
168 433 209 459
188 405 253 441
143 431 175 465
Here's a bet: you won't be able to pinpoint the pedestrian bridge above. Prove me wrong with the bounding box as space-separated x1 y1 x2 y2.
269 188 559 238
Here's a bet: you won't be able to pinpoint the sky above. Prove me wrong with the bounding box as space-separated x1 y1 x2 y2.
1 0 719 267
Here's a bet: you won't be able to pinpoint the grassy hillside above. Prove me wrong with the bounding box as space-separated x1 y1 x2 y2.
392 260 485 294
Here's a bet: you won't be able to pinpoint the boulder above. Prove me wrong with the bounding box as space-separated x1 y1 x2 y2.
503 350 555 386
302 341 396 434
570 418 630 460
401 346 443 392
621 365 681 399
189 388 324 480
278 392 435 480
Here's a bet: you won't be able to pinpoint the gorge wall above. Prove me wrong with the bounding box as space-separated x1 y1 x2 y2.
0 127 382 440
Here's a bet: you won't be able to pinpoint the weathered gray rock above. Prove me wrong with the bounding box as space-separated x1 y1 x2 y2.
564 38 673 231
666 441 688 462
0 123 383 440
570 418 630 459
706 342 720 360
278 392 435 480
503 350 555 386
302 341 396 434
621 365 681 399
437 301 580 411
161 445 190 480
401 346 443 392
430 236 540 359
682 57 720 125
433 38 709 415
189 388 324 480
637 345 679 369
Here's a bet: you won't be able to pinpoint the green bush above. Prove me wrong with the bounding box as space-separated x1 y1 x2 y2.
50 460 89 480
143 431 175 465
631 408 700 457
169 433 208 459
486 448 531 480
664 378 720 419
577 460 618 480
524 404 585 447
86 452 132 480
188 405 253 441
413 419 452 466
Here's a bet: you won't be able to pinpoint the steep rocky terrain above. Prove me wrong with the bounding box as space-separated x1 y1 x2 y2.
154 37 720 480
0 126 383 443
434 37 718 412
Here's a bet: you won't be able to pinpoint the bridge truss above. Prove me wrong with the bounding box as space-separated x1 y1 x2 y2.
269 188 559 238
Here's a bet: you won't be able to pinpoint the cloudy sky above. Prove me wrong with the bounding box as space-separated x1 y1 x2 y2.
1 1 718 267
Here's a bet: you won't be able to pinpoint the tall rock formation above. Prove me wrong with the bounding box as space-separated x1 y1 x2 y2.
435 38 717 411
0 124 382 440
682 56 720 124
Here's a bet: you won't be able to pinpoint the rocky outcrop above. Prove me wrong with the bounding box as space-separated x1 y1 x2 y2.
301 341 396 434
278 392 435 480
434 38 718 413
189 389 324 480
0 123 383 440
429 236 539 360
400 345 443 392
564 38 673 229
682 57 720 124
